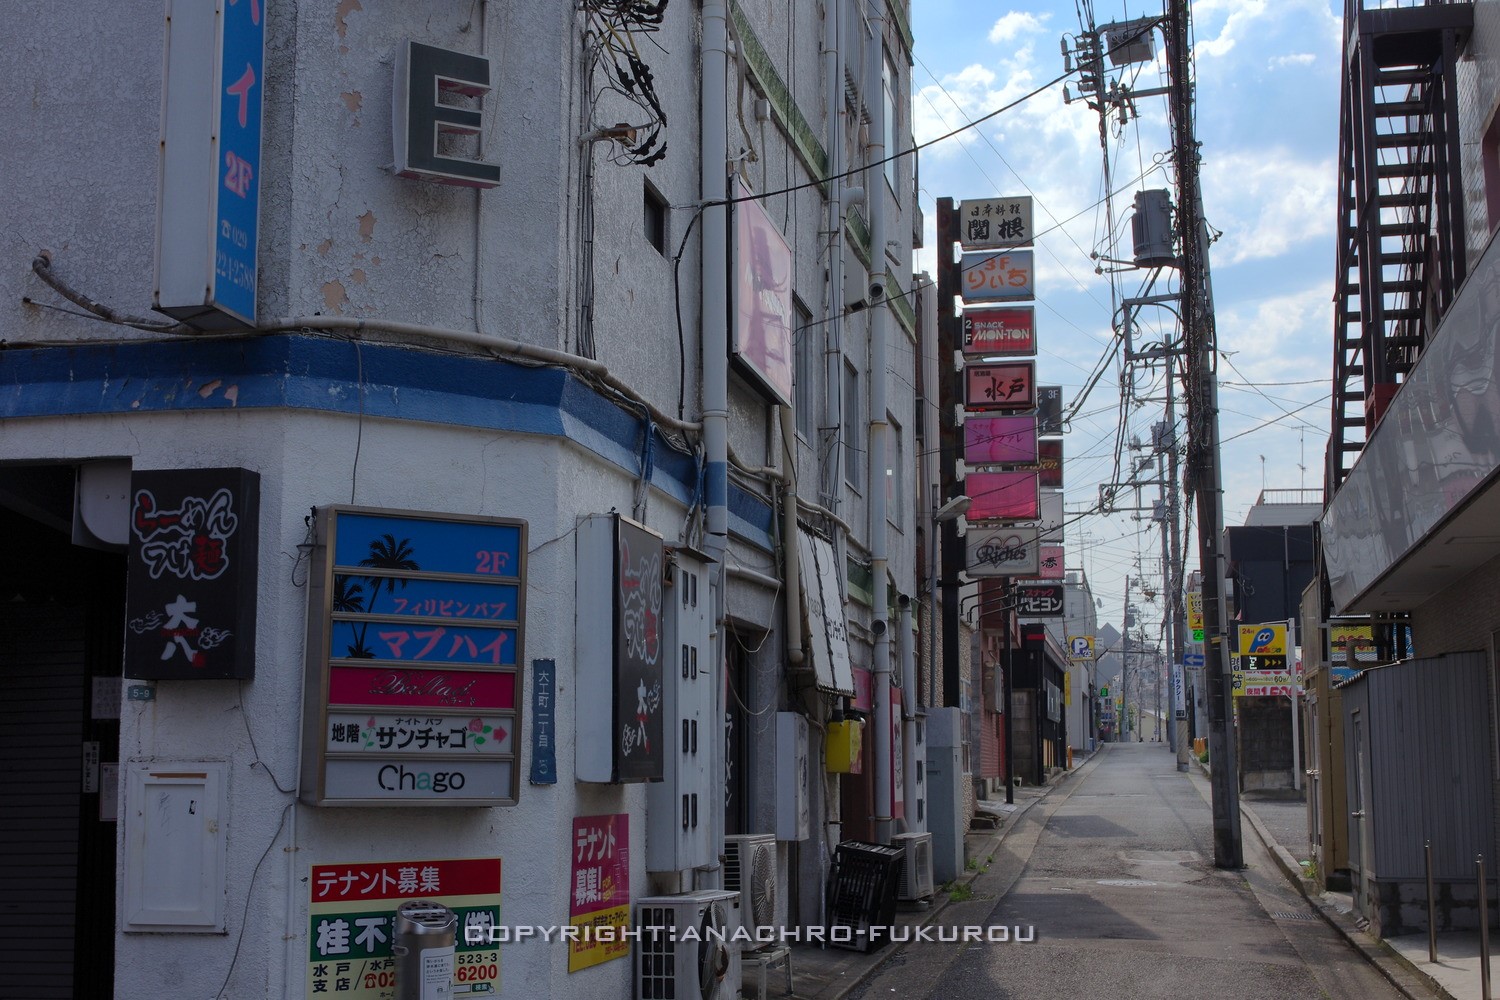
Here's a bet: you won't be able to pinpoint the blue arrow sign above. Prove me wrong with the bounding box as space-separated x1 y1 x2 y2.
1184 653 1204 668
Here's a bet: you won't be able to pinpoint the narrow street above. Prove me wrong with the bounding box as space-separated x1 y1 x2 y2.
850 744 1416 1000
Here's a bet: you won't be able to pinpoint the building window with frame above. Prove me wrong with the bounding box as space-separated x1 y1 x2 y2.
794 299 818 442
886 413 905 530
843 360 862 488
644 180 668 255
882 49 900 196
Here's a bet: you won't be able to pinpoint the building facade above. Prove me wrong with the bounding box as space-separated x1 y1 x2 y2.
0 1 927 996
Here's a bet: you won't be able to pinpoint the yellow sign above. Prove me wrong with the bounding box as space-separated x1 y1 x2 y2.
1238 623 1287 656
1065 670 1072 707
1187 593 1203 631
1067 635 1094 661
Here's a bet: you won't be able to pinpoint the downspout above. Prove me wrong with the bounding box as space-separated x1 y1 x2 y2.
823 0 846 509
701 0 730 893
898 594 918 829
779 406 805 667
865 0 892 846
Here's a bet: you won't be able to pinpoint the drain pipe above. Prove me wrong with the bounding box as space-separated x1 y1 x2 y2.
700 0 730 894
898 593 918 829
780 406 805 667
821 0 846 508
865 0 893 847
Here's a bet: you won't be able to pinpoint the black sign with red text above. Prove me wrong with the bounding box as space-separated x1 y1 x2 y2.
1016 583 1065 617
125 468 260 679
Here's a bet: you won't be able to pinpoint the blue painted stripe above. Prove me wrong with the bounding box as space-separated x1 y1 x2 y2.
0 334 707 507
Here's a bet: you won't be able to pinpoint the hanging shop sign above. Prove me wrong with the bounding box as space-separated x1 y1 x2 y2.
962 307 1036 357
1237 623 1288 656
1036 488 1064 543
301 506 526 806
1012 439 1063 489
308 856 502 998
569 814 631 973
1033 544 1065 580
155 0 266 328
958 196 1034 249
964 415 1038 466
1036 386 1064 436
797 528 857 696
966 470 1041 521
393 41 501 188
960 250 1035 302
125 468 260 680
731 179 795 407
966 526 1041 577
1016 583 1065 617
964 360 1037 412
1067 636 1095 661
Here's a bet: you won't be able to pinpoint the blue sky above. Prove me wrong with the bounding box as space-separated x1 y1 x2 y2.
910 1 1341 639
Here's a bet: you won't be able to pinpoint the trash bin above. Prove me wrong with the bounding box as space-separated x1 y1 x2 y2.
393 900 457 1000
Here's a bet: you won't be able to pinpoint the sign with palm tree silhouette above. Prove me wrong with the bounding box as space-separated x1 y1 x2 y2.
302 506 527 806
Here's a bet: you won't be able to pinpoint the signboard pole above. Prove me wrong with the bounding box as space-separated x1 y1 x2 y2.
937 199 964 708
1289 617 1301 793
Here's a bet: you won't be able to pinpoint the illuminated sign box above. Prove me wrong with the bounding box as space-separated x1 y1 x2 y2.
731 180 795 407
964 361 1037 412
958 196 1034 249
962 307 1036 357
961 250 1034 302
964 415 1038 466
966 526 1041 577
966 470 1040 521
300 506 527 807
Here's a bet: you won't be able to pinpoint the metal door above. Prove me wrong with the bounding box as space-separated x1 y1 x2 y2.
1350 710 1369 914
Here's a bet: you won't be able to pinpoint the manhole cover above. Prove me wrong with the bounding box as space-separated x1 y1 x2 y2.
1096 879 1158 887
1268 910 1319 922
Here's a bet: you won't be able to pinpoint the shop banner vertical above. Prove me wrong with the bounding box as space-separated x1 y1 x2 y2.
569 814 630 972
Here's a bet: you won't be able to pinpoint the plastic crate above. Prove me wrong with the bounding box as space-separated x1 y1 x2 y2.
826 841 904 952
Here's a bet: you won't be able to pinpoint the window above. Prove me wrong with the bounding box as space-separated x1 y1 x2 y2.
794 299 818 441
882 49 900 195
886 414 904 530
843 360 862 486
644 181 668 255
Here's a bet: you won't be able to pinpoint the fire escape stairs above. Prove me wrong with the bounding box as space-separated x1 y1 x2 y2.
1328 1 1472 498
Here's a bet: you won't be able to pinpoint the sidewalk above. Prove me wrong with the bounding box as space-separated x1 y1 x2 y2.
777 757 1082 1000
1203 760 1492 1000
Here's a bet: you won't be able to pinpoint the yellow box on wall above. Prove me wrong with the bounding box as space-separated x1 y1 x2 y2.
825 719 864 773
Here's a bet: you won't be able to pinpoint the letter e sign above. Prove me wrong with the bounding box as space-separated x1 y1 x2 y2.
393 40 502 188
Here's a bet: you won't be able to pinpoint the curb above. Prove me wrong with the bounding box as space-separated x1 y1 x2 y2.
1197 759 1451 1000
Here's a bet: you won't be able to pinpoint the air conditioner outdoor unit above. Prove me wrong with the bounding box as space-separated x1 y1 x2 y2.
893 832 935 901
723 833 778 949
636 889 741 1000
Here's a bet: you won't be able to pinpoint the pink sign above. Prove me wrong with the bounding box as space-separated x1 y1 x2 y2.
570 814 630 971
328 666 516 710
967 471 1041 521
1035 545 1064 580
964 416 1038 466
733 180 795 406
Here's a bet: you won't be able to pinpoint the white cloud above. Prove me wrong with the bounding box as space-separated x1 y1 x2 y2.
1201 149 1335 265
1270 53 1317 70
987 11 1048 45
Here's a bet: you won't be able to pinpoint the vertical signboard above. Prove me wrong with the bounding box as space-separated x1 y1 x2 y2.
731 179 795 406
155 0 266 328
529 659 557 784
301 507 527 806
125 468 260 679
1035 545 1065 579
613 519 666 782
308 857 501 999
797 529 856 695
1036 439 1063 489
569 814 630 972
1035 386 1064 435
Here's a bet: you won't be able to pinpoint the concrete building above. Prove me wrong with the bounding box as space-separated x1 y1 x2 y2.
1318 0 1499 935
0 1 925 996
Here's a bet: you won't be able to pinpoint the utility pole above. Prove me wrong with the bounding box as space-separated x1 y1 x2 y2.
1166 376 1190 772
1167 0 1241 867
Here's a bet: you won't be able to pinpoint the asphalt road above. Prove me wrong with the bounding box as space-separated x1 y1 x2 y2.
849 742 1417 1000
